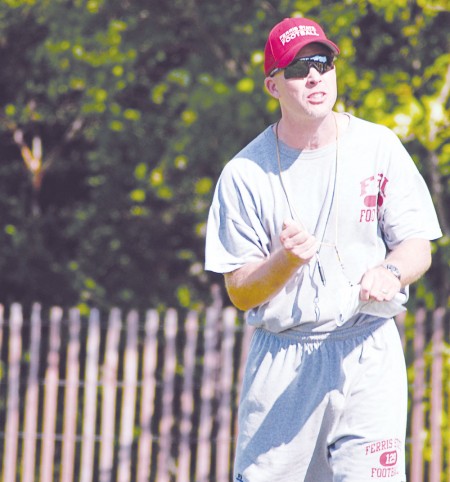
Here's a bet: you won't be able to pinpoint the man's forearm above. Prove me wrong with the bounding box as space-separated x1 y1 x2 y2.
225 219 319 311
383 238 432 286
224 248 304 311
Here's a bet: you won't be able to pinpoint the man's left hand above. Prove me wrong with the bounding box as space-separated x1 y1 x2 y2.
359 266 401 302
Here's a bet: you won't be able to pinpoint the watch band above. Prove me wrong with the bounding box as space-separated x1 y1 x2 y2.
382 263 401 281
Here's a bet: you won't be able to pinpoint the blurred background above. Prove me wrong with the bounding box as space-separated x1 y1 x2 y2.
0 0 448 314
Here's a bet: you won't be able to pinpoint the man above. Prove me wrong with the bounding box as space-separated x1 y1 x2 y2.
205 17 441 482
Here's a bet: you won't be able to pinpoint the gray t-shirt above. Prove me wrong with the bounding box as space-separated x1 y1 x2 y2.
205 115 442 332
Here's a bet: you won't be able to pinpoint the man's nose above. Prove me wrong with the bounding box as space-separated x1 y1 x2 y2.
306 66 322 82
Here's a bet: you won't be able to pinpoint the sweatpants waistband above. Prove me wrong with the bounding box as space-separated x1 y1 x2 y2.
262 317 391 343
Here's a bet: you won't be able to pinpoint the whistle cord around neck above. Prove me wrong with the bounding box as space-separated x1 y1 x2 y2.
274 113 348 285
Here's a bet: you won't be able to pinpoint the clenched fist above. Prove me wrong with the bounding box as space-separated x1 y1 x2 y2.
279 219 320 264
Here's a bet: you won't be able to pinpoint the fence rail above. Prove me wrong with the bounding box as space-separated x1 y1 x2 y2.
0 302 448 482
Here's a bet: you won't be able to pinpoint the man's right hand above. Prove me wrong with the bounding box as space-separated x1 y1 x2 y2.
279 219 319 264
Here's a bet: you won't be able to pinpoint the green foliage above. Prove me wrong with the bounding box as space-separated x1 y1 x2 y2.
0 0 448 313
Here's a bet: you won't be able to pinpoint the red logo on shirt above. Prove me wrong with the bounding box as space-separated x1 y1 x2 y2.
359 173 389 223
363 439 401 478
380 450 398 466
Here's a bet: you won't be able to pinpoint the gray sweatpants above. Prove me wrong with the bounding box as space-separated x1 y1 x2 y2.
234 318 407 482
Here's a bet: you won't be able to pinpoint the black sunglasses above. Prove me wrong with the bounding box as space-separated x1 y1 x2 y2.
270 54 335 79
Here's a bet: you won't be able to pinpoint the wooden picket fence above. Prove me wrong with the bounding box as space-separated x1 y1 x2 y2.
0 301 448 482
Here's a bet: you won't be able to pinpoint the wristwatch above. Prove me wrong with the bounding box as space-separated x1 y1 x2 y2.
382 264 401 281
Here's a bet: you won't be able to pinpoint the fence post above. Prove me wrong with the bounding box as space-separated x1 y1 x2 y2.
99 308 122 482
410 307 426 482
60 308 81 482
39 306 63 482
177 310 199 482
117 310 139 482
430 307 445 482
136 310 159 482
80 308 101 482
2 303 23 482
156 308 178 482
196 287 222 482
216 307 237 482
22 303 42 482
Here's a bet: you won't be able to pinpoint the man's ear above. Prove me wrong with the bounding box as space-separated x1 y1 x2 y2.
264 77 280 99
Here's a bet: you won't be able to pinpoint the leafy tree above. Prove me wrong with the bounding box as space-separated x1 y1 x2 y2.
0 0 448 313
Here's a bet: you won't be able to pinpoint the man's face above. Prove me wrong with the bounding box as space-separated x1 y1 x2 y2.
265 42 338 122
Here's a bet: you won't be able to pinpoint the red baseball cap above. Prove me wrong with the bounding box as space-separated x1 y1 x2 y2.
264 17 340 76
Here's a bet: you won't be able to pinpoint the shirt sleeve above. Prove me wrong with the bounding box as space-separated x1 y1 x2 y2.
379 129 442 249
204 159 271 274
